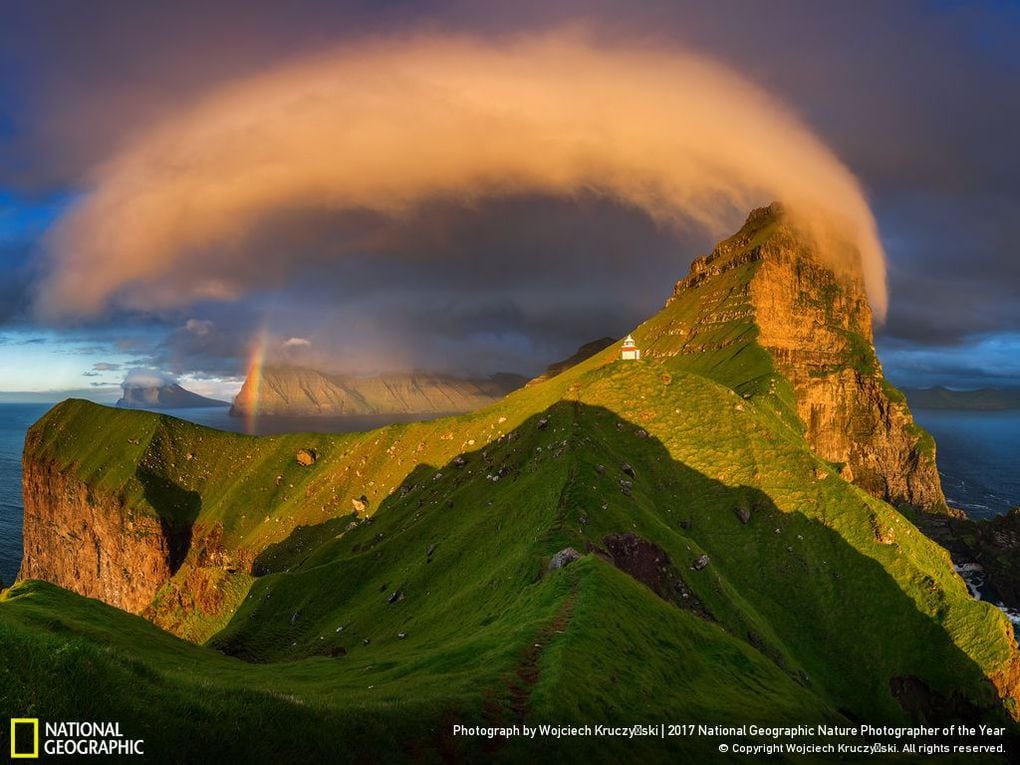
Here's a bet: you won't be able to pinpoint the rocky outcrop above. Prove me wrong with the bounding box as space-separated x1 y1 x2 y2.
931 507 1020 611
548 547 582 571
19 457 178 614
21 452 253 638
662 204 947 512
230 366 526 418
598 533 711 619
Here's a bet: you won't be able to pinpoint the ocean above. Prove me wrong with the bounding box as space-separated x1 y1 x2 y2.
0 403 49 586
911 409 1020 520
0 403 1017 586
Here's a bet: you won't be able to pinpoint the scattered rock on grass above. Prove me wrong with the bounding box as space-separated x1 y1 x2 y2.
296 448 317 466
548 547 582 571
691 554 710 571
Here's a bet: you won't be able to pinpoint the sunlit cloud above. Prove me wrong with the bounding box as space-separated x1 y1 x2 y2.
185 318 213 336
37 30 887 322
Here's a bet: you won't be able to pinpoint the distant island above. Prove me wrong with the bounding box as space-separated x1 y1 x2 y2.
903 386 1020 411
117 382 228 410
229 366 526 418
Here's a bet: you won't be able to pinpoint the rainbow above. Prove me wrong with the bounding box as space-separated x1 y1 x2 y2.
240 328 269 434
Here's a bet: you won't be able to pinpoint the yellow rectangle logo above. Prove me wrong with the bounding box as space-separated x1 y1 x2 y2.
10 718 39 759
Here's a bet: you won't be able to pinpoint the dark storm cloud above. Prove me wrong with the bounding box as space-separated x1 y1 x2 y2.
125 196 697 378
152 310 254 379
879 192 1020 345
0 1 1017 383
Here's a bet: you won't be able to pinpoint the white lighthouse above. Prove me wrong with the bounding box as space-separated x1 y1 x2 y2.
621 334 640 360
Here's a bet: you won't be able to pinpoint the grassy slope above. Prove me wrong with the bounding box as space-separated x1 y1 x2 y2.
4 236 1017 760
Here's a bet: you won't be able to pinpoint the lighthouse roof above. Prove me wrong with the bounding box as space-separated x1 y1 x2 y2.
622 335 636 346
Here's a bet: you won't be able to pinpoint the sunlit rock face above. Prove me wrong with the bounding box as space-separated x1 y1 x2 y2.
654 203 946 512
19 456 175 614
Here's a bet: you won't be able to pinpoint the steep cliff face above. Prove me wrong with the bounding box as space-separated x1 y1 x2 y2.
20 457 176 613
18 404 255 639
230 366 525 418
653 204 946 512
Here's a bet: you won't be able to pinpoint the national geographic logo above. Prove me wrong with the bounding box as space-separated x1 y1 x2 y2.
8 719 144 758
10 719 38 759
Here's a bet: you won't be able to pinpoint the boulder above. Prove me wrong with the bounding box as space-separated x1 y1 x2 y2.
691 554 710 571
351 495 369 514
296 449 317 466
548 547 582 571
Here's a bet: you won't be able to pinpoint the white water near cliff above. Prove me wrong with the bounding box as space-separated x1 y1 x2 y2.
954 562 1020 627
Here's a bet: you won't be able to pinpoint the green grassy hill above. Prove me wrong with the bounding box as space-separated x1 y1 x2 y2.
4 208 1018 761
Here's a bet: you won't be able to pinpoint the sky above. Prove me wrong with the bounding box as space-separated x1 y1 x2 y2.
0 0 1018 402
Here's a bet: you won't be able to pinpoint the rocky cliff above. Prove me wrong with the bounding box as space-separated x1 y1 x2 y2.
20 456 176 613
230 366 526 418
18 404 254 639
645 203 947 512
